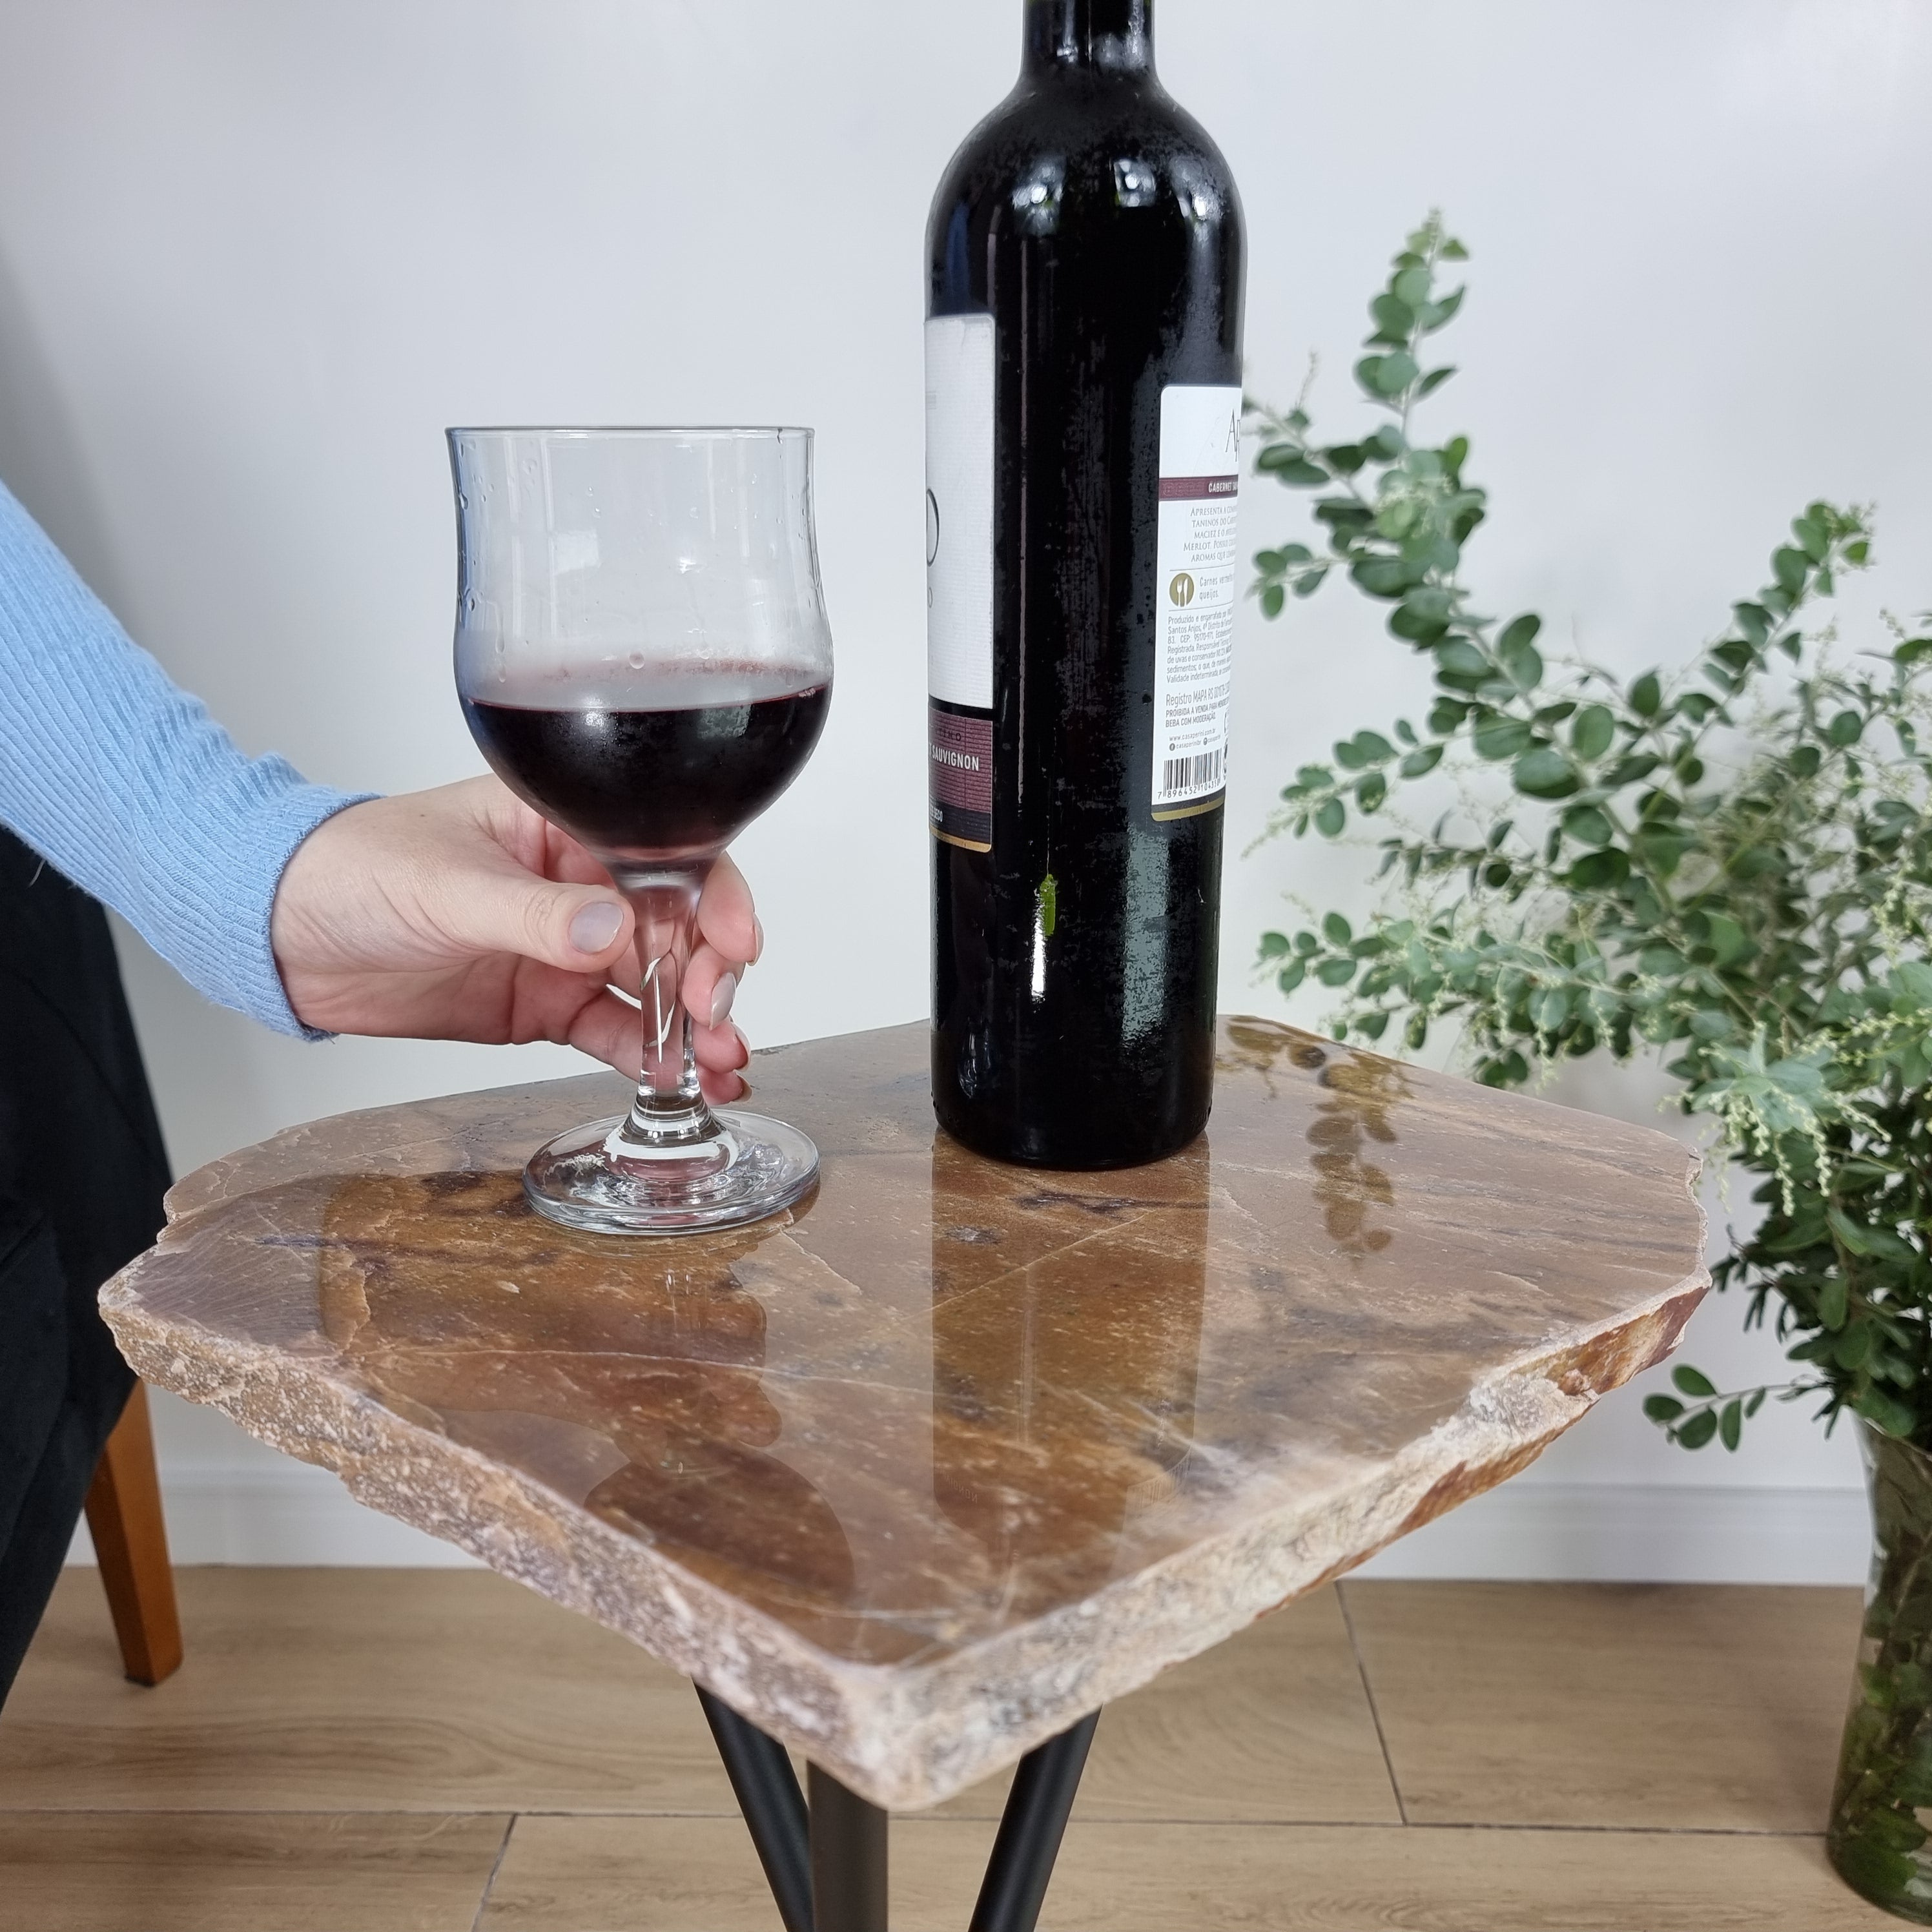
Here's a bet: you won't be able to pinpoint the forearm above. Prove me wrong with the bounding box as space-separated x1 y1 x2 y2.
0 482 369 1036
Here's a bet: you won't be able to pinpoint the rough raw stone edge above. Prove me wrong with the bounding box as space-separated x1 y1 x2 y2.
101 1173 1706 1811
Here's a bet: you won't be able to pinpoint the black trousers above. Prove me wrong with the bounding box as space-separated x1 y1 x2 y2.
0 826 170 1703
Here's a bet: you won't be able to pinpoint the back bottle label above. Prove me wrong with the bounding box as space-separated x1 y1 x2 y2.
925 313 996 851
1151 385 1242 820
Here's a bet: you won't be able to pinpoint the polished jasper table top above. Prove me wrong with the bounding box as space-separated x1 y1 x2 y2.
103 1019 1706 1808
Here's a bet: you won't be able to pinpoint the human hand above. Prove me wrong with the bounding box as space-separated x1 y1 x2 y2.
270 776 756 1100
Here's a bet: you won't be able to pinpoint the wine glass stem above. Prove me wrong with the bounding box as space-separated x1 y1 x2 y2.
613 861 717 1149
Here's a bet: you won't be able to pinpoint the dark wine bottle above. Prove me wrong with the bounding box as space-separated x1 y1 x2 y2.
925 0 1245 1168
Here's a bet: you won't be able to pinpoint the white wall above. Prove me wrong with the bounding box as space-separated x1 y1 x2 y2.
5 0 1926 1579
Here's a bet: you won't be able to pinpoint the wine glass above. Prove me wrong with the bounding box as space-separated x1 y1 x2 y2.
449 427 832 1235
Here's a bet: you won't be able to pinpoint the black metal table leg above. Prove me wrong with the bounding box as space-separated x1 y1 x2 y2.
697 1684 1099 1932
970 1711 1100 1932
808 1762 889 1932
696 1684 814 1932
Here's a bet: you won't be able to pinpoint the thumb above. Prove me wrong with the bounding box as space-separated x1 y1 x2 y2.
431 863 632 973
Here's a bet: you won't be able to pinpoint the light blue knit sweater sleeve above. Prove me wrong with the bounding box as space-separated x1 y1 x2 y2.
0 480 370 1037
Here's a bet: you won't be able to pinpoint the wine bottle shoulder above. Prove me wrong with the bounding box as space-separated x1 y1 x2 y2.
926 74 1242 314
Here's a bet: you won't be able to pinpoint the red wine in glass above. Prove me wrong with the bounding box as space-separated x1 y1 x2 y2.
463 666 830 859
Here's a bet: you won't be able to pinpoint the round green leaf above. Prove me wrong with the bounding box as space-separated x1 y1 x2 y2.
1857 1388 1917 1438
1322 912 1354 947
1474 717 1534 761
1368 293 1414 340
1390 590 1454 642
1570 704 1616 761
1391 263 1431 306
1562 804 1614 847
1355 351 1419 398
1676 1409 1719 1449
1532 987 1570 1032
1495 614 1543 689
1672 1364 1718 1398
1567 847 1630 890
1512 744 1581 799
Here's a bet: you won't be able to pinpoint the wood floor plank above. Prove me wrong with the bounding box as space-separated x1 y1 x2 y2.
1341 1579 1862 1833
5 1570 1394 1825
933 1585 1401 1823
0 1568 735 1814
8 1570 1890 1931
480 1815 1902 1931
0 1811 508 1932
478 1816 774 1932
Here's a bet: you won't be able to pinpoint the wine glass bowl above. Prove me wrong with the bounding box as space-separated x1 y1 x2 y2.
450 427 832 1235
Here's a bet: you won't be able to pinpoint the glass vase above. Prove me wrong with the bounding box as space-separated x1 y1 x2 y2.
1830 1423 1932 1920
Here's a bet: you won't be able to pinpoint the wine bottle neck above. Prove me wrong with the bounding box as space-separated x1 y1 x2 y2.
1022 0 1153 77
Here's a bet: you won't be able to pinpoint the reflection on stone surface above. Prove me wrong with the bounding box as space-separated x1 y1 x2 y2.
1304 1040 1406 1257
102 1018 1707 1808
931 1131 1208 1581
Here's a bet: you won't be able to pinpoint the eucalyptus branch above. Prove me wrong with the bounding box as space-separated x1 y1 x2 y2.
1247 214 1932 1453
1642 1367 1818 1452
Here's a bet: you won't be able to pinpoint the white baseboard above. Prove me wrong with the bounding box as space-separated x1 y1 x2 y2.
1353 1478 1871 1585
67 1463 481 1568
68 1461 1872 1585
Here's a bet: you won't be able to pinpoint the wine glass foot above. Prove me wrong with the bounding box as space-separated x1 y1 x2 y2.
521 1108 819 1236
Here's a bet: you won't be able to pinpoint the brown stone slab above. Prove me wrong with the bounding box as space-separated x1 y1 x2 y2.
101 1020 1705 1808
1344 1579 1862 1831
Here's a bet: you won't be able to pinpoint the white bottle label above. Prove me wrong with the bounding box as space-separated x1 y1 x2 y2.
925 313 996 849
1152 384 1242 818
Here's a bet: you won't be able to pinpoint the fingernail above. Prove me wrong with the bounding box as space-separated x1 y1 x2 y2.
750 917 765 964
569 900 624 956
733 1023 751 1065
708 972 737 1027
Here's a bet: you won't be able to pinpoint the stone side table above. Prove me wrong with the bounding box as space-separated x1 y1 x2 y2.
102 1019 1707 1931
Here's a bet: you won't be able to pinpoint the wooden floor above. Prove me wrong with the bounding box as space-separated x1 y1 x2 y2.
0 1568 1898 1931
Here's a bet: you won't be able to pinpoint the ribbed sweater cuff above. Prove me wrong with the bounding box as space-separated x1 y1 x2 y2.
189 778 379 1041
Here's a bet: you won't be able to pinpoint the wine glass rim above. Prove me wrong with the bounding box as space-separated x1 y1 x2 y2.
446 424 812 441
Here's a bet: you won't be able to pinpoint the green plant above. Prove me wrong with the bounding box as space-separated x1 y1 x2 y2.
1248 214 1932 1453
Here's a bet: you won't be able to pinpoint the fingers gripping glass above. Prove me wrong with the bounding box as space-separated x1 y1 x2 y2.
450 427 831 1235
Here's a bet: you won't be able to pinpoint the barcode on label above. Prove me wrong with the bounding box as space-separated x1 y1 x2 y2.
1160 748 1224 799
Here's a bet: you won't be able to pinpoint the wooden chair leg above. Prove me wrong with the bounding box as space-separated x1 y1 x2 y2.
82 1380 183 1685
